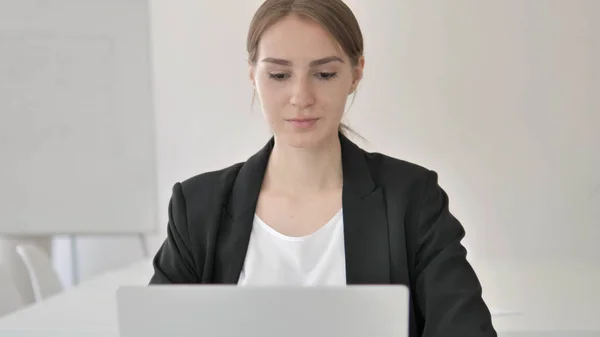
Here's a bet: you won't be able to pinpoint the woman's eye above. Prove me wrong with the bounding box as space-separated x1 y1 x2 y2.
317 72 337 80
268 73 289 81
268 72 337 81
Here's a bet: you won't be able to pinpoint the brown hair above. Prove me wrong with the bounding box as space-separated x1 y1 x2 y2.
246 0 364 136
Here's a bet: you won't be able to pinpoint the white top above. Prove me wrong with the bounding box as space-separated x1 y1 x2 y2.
238 209 347 286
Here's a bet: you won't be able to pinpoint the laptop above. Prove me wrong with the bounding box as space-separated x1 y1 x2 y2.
116 285 410 337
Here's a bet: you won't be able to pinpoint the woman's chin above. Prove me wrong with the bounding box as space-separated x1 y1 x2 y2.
275 128 337 149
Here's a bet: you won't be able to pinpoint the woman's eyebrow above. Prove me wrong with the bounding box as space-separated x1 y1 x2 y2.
261 56 344 66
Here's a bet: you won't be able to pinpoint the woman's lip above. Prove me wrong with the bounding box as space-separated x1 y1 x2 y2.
287 118 319 128
287 118 319 122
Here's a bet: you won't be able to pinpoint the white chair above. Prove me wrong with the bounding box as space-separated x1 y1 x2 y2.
0 263 24 317
16 244 64 302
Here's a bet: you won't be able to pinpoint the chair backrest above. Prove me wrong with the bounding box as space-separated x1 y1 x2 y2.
16 244 64 302
0 263 24 317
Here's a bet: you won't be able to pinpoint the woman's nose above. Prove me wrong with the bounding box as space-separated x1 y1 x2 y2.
289 77 315 109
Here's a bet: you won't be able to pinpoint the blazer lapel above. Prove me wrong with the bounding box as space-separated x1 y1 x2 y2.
215 138 273 284
340 135 391 284
215 134 391 285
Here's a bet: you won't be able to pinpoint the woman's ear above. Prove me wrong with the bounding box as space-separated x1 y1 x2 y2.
350 56 365 94
355 56 365 83
249 66 256 87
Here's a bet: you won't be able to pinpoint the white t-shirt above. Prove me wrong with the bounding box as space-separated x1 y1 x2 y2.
237 209 347 286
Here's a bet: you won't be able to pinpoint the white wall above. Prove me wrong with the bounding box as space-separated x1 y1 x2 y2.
46 0 600 286
149 0 600 263
344 0 600 265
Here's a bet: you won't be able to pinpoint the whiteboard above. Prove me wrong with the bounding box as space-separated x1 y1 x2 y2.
0 0 158 235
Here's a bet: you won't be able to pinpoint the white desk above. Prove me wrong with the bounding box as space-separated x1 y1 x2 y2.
0 259 598 337
0 258 153 337
475 259 600 337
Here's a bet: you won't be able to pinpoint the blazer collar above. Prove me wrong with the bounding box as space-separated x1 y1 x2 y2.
225 133 376 218
224 137 273 221
219 133 390 285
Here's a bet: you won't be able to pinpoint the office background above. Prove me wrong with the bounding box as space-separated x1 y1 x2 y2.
1 0 598 314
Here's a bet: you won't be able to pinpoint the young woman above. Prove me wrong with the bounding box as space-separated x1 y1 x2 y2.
150 0 497 336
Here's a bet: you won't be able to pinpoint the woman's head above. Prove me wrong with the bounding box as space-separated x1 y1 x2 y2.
247 0 364 148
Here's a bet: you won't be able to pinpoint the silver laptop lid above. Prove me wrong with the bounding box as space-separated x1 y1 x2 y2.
117 285 409 337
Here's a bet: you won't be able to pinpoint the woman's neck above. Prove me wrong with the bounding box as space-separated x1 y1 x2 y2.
263 135 343 195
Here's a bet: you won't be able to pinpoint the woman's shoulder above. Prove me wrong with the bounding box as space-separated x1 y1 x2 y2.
361 149 435 186
342 135 435 188
176 162 245 201
360 150 444 211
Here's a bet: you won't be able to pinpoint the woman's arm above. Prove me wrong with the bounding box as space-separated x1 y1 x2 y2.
408 171 497 337
149 183 199 284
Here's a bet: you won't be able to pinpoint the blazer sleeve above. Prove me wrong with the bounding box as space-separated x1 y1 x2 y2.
408 170 497 337
149 183 199 284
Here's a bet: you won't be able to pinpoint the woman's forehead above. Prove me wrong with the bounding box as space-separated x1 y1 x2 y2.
257 15 346 64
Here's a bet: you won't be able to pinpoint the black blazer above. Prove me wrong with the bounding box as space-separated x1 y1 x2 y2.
149 134 497 337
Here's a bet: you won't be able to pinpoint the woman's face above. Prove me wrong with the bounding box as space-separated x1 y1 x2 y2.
250 15 364 149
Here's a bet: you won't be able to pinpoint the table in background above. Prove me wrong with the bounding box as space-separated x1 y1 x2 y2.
0 258 153 337
0 258 598 337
